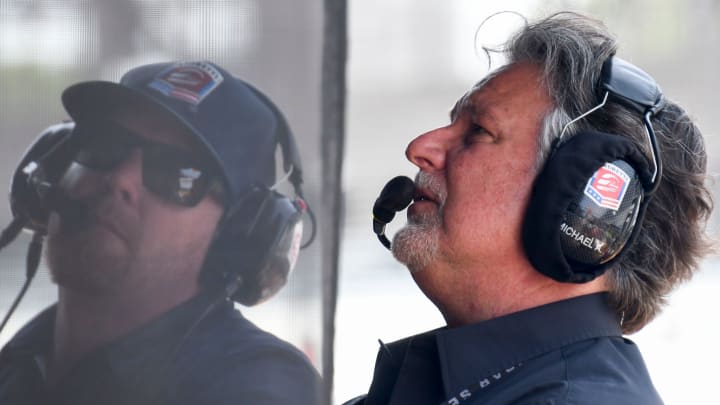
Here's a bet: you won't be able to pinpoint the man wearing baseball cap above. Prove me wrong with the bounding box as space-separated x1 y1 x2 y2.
0 61 321 404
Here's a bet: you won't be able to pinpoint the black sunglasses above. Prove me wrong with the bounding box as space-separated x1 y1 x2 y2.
68 120 226 207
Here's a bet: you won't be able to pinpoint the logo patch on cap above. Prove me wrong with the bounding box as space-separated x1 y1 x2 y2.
148 61 223 106
584 162 630 211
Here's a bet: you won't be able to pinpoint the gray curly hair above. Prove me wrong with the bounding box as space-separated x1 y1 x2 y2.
503 12 714 333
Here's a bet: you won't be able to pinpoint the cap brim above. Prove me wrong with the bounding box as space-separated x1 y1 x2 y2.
62 81 232 203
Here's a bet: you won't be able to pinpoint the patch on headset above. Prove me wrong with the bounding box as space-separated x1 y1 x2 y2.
583 162 630 211
148 61 224 106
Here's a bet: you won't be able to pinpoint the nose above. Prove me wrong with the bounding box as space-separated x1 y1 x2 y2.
102 148 143 206
405 127 450 172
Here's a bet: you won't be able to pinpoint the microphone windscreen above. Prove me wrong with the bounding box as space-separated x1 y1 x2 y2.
373 176 415 223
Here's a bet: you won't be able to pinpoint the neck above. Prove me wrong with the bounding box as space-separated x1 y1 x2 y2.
412 259 608 328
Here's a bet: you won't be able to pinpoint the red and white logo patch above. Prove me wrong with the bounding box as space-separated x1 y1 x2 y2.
583 162 630 211
148 61 223 106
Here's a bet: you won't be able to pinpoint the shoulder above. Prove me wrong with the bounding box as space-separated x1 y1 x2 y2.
0 305 55 357
171 305 322 404
561 337 663 404
0 306 55 404
499 336 663 405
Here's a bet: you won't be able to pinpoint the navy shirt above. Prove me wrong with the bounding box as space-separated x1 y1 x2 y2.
356 293 662 405
0 292 322 404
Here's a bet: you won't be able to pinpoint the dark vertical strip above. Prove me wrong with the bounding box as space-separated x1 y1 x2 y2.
321 0 347 403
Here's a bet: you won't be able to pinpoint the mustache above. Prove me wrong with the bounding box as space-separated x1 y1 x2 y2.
414 171 447 208
57 188 139 242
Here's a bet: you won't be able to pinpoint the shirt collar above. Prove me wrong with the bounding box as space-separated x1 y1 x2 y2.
102 291 227 377
2 291 228 382
435 292 622 397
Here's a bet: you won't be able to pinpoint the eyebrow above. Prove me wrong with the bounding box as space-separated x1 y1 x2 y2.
449 95 501 129
449 67 509 120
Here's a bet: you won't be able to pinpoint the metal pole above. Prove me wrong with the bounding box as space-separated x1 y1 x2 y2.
321 0 347 403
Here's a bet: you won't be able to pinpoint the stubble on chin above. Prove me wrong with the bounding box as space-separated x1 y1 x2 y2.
45 216 131 295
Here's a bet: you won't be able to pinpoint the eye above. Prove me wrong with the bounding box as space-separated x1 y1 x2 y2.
464 123 494 145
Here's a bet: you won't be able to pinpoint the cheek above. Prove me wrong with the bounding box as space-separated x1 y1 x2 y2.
441 152 537 241
140 203 223 253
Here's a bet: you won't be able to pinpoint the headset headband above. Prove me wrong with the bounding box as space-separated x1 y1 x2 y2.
244 85 305 196
600 57 664 192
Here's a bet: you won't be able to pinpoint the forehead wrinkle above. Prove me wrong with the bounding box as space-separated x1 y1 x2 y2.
450 90 475 121
464 95 501 129
451 67 509 124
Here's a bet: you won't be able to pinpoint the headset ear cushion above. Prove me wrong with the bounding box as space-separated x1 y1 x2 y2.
10 122 76 232
203 187 304 305
522 130 653 283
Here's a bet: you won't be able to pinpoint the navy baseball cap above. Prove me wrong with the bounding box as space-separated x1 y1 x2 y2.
61 61 286 203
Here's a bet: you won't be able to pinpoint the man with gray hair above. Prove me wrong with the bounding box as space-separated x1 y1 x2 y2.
348 12 713 405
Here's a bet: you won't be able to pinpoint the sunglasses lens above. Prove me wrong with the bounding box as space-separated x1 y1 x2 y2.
70 121 223 207
143 146 212 206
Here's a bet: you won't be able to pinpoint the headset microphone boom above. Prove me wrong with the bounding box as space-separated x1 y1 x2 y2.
372 176 414 249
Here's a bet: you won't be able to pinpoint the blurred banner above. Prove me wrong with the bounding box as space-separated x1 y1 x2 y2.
0 2 340 402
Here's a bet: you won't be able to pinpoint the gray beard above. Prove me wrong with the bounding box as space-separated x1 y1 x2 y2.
391 213 440 273
392 171 446 273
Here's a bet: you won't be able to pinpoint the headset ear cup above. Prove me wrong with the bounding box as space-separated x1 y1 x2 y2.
203 187 304 305
232 195 304 305
10 122 76 233
522 131 653 283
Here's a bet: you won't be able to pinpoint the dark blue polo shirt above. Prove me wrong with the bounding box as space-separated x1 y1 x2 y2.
0 292 322 404
358 293 662 405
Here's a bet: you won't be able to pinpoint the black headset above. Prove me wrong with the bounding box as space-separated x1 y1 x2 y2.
522 56 663 283
9 122 79 235
8 103 313 306
201 89 313 306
